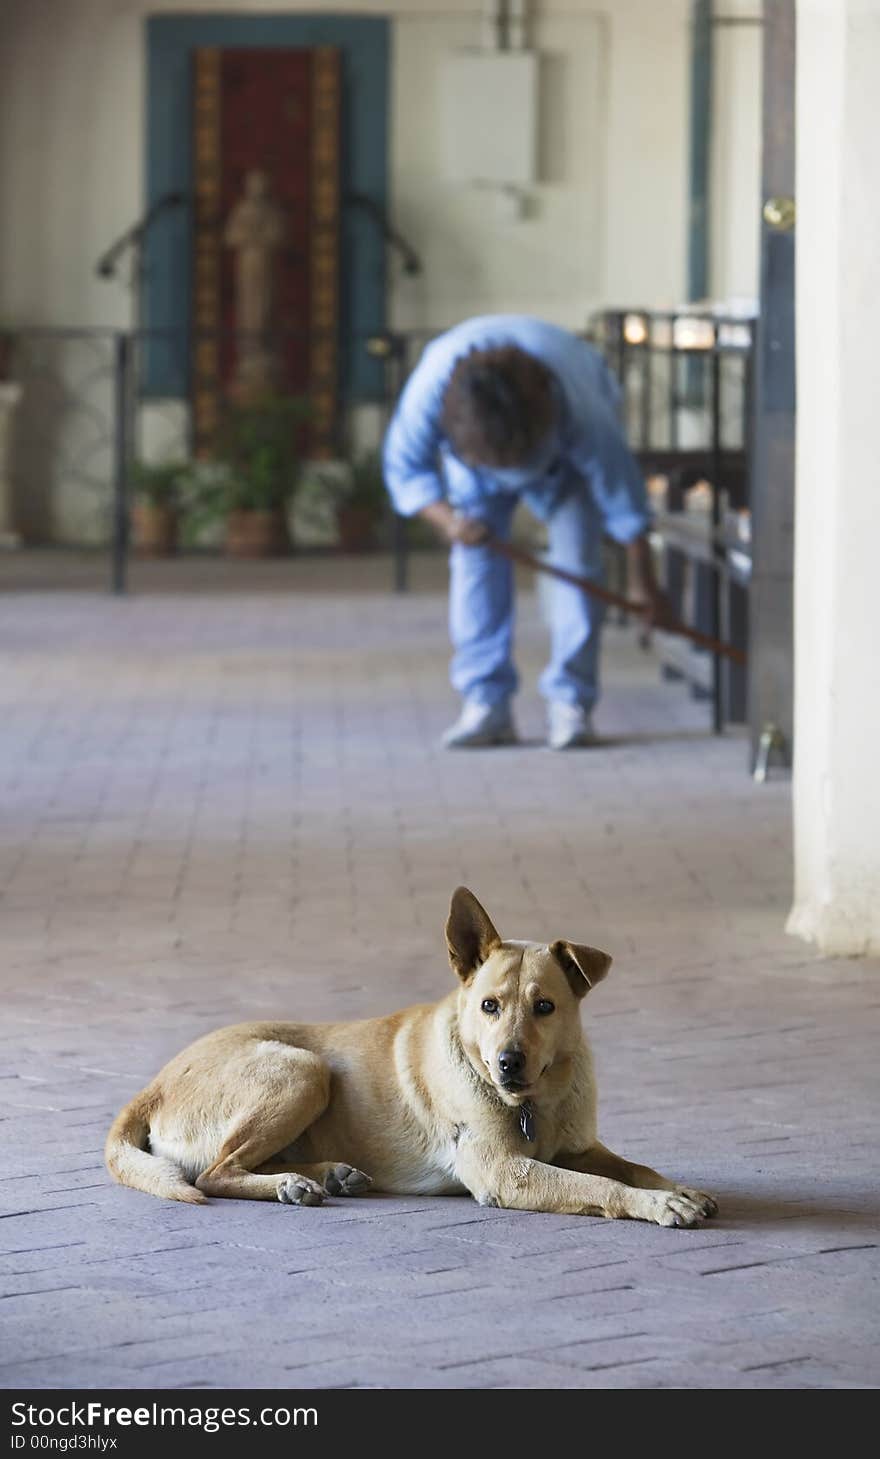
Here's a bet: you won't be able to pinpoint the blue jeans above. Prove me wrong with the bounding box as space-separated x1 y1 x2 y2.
448 476 605 709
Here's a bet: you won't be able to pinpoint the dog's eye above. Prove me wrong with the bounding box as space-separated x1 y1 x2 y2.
481 998 500 1015
534 999 555 1016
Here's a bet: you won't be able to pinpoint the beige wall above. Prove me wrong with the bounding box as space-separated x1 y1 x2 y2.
392 0 692 329
709 0 762 304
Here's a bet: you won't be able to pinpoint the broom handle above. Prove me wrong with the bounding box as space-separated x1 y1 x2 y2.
487 538 747 668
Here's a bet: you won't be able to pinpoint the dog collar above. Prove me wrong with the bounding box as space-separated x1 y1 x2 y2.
519 1099 536 1142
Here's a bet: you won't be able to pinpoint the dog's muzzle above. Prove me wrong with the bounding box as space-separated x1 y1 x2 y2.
497 1047 526 1090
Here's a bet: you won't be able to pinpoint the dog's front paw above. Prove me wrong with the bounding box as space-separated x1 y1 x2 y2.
649 1188 716 1228
676 1186 718 1219
323 1163 372 1197
277 1174 325 1207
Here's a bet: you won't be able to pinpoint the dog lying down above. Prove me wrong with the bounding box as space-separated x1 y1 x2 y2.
106 888 717 1227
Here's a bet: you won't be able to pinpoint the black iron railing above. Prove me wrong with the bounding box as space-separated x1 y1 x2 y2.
587 308 756 733
1 313 756 731
2 325 367 592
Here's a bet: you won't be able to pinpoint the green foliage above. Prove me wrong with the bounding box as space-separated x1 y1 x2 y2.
295 451 389 530
130 460 189 508
343 452 388 515
190 395 310 524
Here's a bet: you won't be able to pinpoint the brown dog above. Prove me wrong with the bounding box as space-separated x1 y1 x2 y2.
106 888 718 1226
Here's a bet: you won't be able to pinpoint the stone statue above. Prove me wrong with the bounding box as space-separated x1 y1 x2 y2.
224 170 286 396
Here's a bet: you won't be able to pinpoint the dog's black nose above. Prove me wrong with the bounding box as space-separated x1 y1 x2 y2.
498 1048 526 1079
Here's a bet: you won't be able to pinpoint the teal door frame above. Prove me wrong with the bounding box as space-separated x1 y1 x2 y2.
144 13 389 402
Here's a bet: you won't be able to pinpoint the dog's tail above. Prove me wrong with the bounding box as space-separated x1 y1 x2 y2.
105 1091 206 1204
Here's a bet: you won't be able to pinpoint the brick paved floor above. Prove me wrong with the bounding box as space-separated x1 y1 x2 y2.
1 554 878 1390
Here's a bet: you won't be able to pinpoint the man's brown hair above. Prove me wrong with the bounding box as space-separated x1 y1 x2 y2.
441 346 557 467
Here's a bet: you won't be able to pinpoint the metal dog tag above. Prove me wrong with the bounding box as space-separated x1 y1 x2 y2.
519 1100 536 1142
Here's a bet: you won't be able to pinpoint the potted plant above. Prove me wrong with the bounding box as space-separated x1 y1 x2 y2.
296 452 389 554
335 452 388 553
130 460 189 556
201 394 309 557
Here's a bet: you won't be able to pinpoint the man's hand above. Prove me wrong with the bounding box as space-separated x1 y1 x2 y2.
419 501 490 547
447 514 490 546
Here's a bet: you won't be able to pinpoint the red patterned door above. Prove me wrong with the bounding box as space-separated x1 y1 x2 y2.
191 47 341 455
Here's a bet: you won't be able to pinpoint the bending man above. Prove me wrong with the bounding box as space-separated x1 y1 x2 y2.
383 315 674 749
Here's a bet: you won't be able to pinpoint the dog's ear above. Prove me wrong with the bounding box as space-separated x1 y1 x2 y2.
550 940 612 999
446 887 501 983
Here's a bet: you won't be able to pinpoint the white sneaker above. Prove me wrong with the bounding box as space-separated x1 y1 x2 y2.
442 699 518 749
547 701 595 750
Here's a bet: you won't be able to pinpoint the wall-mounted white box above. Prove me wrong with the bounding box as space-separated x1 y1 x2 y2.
442 51 538 187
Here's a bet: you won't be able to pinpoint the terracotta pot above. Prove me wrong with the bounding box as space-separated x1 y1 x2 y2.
336 504 377 554
225 508 290 558
132 501 177 556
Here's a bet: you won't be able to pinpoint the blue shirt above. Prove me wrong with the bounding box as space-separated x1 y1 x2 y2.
382 315 649 543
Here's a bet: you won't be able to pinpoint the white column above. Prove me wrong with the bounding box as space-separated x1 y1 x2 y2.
788 0 880 955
